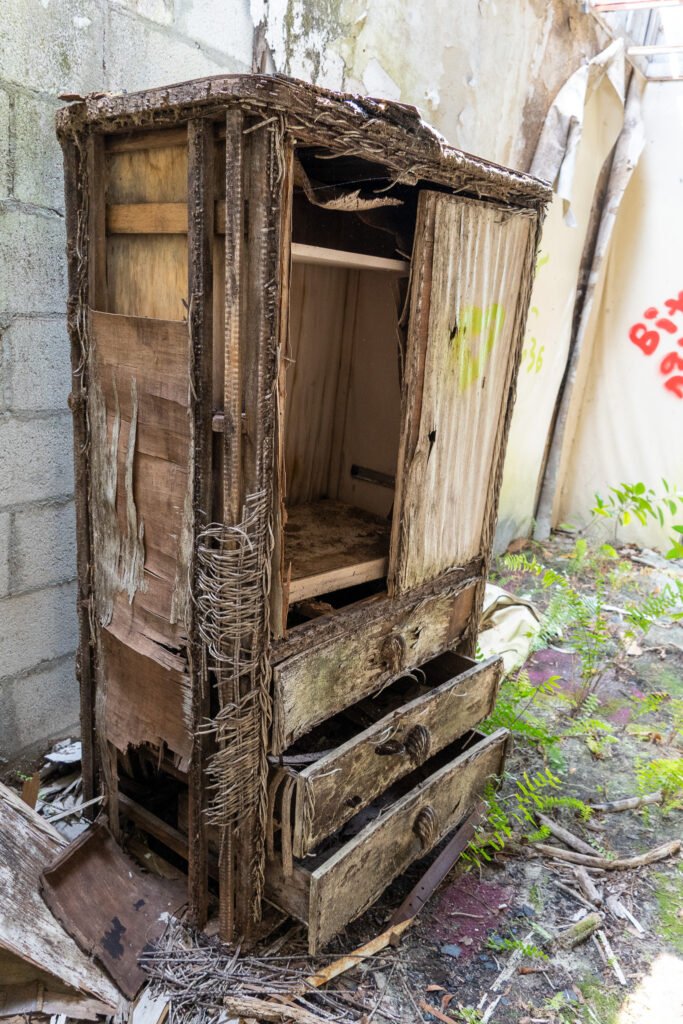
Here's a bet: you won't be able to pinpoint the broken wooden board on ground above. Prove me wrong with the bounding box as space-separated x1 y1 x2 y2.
0 782 121 1011
41 821 186 1000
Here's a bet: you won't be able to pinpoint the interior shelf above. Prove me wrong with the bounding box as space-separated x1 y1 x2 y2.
285 499 391 603
291 242 409 274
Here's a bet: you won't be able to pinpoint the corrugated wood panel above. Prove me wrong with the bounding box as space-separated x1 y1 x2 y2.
390 194 536 593
89 311 193 762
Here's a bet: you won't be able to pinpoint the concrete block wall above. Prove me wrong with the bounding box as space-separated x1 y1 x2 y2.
0 0 252 762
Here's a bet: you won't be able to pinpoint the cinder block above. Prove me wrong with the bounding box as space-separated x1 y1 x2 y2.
0 207 66 316
0 415 74 507
0 89 10 199
0 511 10 598
175 0 253 67
0 655 79 757
12 94 64 212
0 581 77 679
13 501 76 592
104 7 231 94
5 317 71 412
0 0 104 96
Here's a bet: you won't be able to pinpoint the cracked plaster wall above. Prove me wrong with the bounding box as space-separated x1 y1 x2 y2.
0 0 603 758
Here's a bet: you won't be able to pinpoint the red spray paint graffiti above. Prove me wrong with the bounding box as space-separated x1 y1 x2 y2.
629 290 683 398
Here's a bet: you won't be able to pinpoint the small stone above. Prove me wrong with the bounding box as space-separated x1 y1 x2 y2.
441 944 462 958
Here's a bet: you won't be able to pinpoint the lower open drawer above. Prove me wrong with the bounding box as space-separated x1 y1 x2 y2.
275 652 503 857
265 726 509 953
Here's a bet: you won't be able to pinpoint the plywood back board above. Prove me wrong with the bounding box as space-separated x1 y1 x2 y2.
390 193 537 593
105 132 188 320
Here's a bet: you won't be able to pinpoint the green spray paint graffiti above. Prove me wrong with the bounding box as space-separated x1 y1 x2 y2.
450 304 506 392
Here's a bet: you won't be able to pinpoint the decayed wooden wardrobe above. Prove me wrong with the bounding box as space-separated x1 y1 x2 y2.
58 75 550 953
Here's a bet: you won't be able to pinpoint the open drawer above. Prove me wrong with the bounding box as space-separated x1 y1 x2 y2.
265 727 509 953
274 652 503 857
271 581 478 753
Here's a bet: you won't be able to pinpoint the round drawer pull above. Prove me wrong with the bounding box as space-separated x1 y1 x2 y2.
405 724 431 764
413 804 439 850
380 633 407 674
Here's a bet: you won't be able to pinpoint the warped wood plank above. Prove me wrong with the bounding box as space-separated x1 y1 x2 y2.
0 783 121 1009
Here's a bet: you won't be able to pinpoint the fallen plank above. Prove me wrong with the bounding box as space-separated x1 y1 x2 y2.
0 982 111 1019
222 994 329 1023
306 918 414 989
535 839 681 870
0 781 121 1010
41 822 186 1000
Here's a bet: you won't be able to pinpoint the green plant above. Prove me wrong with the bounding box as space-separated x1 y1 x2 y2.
592 478 683 558
454 1008 483 1024
464 769 592 869
486 935 548 959
504 554 613 708
503 552 683 710
636 756 683 809
479 669 562 765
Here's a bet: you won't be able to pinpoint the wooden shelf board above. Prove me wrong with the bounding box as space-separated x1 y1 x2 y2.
286 499 390 603
291 242 408 274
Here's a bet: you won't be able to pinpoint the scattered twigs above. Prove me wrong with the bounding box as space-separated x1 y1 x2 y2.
552 912 603 951
552 878 600 913
535 839 681 870
573 867 602 906
536 814 597 857
590 791 662 813
595 929 627 986
141 919 358 1024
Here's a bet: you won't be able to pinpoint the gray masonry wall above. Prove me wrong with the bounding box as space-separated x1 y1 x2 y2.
0 0 601 762
0 0 253 761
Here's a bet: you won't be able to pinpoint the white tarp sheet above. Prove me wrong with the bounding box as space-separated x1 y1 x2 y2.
495 42 627 551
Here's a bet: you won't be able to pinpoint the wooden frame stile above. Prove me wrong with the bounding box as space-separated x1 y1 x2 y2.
186 117 215 928
63 132 97 811
86 132 122 839
462 212 544 660
233 112 283 941
219 105 244 942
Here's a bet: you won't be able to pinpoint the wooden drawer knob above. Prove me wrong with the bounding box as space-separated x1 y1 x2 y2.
405 724 431 764
380 633 407 674
413 804 439 850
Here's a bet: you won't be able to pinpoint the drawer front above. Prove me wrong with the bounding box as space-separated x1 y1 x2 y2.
266 728 509 953
272 581 477 753
292 654 503 856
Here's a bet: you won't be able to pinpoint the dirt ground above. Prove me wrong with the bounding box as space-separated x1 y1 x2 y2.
4 536 682 1024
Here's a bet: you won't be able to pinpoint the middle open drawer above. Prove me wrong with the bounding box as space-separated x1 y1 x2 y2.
271 651 502 858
